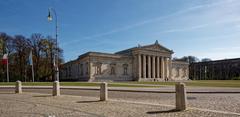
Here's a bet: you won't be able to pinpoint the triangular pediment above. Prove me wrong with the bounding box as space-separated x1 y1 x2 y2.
141 42 173 53
115 40 173 55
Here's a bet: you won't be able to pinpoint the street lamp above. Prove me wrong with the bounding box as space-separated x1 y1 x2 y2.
48 7 59 81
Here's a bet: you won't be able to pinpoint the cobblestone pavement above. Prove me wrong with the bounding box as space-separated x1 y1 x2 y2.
109 92 240 114
0 92 240 117
7 88 239 114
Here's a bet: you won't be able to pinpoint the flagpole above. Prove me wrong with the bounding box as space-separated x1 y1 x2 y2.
31 61 34 82
6 59 9 82
6 49 9 82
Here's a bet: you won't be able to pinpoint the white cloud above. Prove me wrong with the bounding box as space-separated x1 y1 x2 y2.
159 18 240 34
61 0 238 47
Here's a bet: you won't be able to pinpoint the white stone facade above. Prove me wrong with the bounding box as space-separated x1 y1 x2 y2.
60 41 189 82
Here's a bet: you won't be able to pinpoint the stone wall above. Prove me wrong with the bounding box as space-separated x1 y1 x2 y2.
89 56 133 82
60 57 90 81
171 61 189 81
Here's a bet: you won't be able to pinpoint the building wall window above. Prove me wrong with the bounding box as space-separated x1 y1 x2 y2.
65 68 68 77
110 63 116 75
176 67 180 78
78 63 80 76
68 66 71 77
80 64 83 76
123 64 128 75
86 62 89 75
95 62 102 75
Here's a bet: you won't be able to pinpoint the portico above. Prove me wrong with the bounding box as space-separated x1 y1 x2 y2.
133 40 173 81
137 54 171 81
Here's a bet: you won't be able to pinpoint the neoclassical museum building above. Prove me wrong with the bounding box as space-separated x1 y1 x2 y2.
60 41 189 82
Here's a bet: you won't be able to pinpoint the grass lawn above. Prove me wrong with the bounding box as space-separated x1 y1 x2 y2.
0 80 239 88
127 80 240 88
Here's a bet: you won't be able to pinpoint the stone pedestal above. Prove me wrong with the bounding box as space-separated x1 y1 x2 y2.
100 82 108 101
15 80 22 94
175 82 187 111
53 81 60 96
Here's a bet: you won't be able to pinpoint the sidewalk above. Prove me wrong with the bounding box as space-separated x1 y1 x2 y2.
0 92 239 117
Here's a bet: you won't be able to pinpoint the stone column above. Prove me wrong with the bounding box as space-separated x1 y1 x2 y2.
175 82 187 111
148 55 151 78
169 57 172 80
15 80 22 94
161 57 165 79
152 56 155 78
143 55 146 78
156 56 160 78
138 54 141 79
100 82 108 101
165 58 169 79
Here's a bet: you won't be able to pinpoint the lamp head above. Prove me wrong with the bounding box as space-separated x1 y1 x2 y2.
48 9 52 21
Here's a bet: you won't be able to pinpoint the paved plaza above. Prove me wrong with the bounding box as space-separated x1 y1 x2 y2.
0 87 240 117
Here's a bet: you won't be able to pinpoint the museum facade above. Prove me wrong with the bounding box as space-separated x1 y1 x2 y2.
60 41 189 82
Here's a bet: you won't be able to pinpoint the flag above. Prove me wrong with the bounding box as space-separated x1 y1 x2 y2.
53 55 56 67
29 50 33 65
2 54 8 65
29 50 35 82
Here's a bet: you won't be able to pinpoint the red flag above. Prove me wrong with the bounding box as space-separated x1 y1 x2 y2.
2 54 8 65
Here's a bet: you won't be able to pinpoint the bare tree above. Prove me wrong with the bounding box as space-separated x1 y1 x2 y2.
0 32 64 82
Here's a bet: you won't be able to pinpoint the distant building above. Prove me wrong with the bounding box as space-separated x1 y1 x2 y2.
60 41 189 82
189 58 240 80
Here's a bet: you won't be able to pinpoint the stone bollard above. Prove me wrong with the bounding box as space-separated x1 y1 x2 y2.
175 82 187 111
15 80 22 94
53 81 60 96
100 82 108 101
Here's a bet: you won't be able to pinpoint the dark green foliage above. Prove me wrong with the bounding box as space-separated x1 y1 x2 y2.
173 56 200 63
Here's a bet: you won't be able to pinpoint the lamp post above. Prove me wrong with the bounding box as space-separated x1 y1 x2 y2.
48 7 59 81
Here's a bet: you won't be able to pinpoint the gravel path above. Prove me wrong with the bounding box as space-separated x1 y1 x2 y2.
9 88 240 114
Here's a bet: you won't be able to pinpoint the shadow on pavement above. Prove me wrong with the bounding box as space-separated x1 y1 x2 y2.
76 100 101 103
0 92 14 94
146 109 179 114
187 96 197 100
33 95 52 97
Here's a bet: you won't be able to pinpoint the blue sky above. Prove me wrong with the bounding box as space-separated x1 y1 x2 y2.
0 0 240 61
